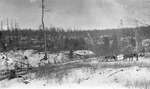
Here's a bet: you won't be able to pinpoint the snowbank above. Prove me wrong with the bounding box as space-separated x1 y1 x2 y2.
0 50 70 69
1 65 150 89
73 50 95 56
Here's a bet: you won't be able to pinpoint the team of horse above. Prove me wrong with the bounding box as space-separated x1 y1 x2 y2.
103 52 145 62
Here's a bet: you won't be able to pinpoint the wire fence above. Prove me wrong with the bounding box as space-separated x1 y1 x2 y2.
0 65 31 81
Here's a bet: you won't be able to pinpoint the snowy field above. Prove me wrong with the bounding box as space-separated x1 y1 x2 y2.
0 50 150 89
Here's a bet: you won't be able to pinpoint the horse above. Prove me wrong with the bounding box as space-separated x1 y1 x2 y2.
103 55 117 62
123 53 138 61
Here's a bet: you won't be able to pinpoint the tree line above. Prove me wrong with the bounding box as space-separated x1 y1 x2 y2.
0 26 150 56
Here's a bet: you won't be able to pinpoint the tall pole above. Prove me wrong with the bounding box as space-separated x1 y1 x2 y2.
42 0 47 59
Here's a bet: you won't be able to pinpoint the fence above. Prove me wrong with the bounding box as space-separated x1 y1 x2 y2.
0 62 32 81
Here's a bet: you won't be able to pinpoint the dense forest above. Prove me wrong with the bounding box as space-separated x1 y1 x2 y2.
0 26 150 56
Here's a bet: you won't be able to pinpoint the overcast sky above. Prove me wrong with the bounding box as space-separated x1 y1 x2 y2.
0 0 150 29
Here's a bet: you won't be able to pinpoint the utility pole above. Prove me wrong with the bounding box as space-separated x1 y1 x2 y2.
41 0 48 60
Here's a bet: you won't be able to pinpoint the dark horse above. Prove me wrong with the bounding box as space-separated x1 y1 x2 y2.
123 53 138 61
104 55 117 62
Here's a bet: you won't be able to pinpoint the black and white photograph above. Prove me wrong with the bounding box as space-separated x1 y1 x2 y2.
0 0 150 89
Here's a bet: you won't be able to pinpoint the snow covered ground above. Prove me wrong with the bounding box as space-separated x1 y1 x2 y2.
1 65 150 89
0 50 69 69
0 50 150 89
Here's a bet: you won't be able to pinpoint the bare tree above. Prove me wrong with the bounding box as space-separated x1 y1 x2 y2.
41 0 48 60
1 20 3 30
